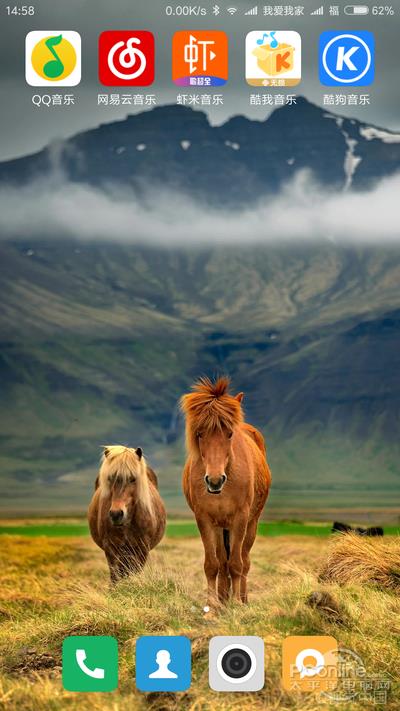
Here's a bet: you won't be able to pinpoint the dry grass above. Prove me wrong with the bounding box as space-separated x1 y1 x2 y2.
0 533 399 710
319 532 400 591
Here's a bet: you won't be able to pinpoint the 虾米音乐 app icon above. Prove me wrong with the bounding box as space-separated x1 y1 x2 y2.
25 31 81 86
209 636 265 692
99 31 155 86
246 30 301 86
172 31 228 86
319 31 374 86
62 635 118 692
282 635 338 692
135 636 191 692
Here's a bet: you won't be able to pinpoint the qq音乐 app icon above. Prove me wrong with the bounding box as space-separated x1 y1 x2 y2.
25 31 81 86
172 31 228 86
282 636 338 693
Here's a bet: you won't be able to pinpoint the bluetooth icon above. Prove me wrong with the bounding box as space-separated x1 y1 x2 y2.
212 4 220 15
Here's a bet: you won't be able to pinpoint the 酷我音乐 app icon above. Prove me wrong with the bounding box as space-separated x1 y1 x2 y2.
26 31 81 86
135 636 191 692
319 31 374 86
246 31 301 86
209 636 264 692
282 635 338 692
99 31 155 86
62 635 118 692
172 31 228 86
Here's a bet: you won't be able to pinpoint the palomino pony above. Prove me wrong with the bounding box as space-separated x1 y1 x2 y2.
88 446 166 582
181 377 271 609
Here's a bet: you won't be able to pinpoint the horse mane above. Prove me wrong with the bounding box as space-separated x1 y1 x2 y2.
97 445 154 519
180 376 243 454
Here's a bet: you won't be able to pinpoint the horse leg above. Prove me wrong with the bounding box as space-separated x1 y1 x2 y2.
105 550 120 584
197 517 219 608
229 512 248 602
240 517 258 603
216 529 230 603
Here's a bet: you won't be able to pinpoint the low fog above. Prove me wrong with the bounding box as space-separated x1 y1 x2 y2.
0 169 399 245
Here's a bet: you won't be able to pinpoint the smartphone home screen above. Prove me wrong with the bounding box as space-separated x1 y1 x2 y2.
0 2 399 710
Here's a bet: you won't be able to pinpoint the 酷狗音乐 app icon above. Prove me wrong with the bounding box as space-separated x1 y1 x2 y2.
319 31 374 86
246 31 301 86
282 635 338 692
172 31 228 86
26 31 81 86
136 636 191 692
62 635 118 692
209 636 264 692
99 31 155 86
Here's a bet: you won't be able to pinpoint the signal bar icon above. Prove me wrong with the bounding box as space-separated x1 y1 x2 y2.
245 4 258 14
310 5 324 13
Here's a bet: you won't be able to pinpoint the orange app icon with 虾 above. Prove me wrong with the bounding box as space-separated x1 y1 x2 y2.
172 31 228 87
282 636 338 693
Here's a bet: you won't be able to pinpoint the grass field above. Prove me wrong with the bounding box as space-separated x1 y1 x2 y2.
0 520 399 538
0 528 399 710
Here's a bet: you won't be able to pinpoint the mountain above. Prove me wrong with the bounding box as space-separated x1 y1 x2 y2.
1 98 400 205
0 100 400 517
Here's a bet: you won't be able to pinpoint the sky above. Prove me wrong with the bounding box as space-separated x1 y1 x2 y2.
0 0 399 160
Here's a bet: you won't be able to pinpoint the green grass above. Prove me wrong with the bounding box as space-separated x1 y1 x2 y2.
0 520 399 538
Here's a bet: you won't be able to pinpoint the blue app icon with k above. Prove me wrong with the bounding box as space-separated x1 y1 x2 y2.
319 31 374 86
136 636 191 692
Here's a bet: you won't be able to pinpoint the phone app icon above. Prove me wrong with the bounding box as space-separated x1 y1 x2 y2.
25 31 81 87
62 635 118 692
135 636 191 692
172 31 228 86
246 31 301 87
99 31 155 86
319 31 374 86
209 636 264 692
282 636 338 692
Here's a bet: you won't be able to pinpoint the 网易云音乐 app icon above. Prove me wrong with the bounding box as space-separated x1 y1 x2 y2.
282 636 338 693
62 635 118 692
319 31 374 86
99 31 155 86
26 31 81 86
172 31 228 86
246 31 301 87
135 636 191 692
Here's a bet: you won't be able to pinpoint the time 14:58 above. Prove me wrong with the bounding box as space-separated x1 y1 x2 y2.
6 5 35 15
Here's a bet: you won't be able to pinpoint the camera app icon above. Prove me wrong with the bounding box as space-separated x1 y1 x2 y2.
209 636 264 692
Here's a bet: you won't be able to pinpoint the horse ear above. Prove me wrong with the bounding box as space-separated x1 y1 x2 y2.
102 446 110 458
235 392 244 403
136 447 143 460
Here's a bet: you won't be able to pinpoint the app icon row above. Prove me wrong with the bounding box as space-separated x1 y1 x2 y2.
25 30 375 88
62 633 339 693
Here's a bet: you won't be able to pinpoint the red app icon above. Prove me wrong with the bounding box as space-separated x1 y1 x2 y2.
99 31 155 86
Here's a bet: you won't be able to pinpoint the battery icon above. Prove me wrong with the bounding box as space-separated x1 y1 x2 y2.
344 4 370 13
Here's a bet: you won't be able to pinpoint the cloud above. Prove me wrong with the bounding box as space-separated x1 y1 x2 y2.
0 169 399 245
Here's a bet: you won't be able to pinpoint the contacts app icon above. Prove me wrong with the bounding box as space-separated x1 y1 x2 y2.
135 636 191 692
282 635 338 692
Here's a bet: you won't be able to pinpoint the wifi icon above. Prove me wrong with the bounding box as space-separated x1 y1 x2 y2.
226 7 238 14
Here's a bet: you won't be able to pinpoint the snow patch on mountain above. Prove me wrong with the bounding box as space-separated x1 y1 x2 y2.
360 127 400 143
225 140 240 150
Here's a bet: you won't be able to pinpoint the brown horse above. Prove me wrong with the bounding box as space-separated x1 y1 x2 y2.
88 445 166 582
181 377 271 609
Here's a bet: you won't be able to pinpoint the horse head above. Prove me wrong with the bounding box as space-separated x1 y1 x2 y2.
98 445 153 526
180 377 244 495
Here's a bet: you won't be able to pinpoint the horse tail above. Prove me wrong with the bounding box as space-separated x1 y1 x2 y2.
223 529 230 560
